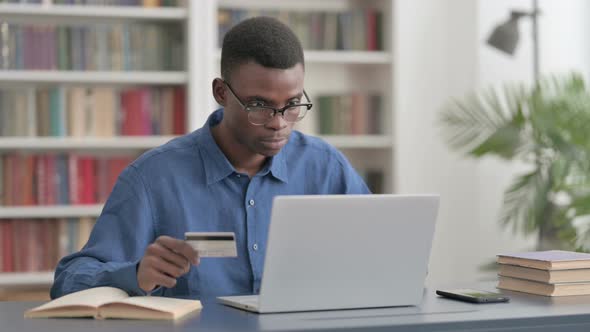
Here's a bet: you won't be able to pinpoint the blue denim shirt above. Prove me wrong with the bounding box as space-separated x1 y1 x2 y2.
50 109 370 299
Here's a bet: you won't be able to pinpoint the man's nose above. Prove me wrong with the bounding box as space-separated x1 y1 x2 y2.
265 111 288 130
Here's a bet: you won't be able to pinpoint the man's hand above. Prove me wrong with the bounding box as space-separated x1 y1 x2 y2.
137 235 200 293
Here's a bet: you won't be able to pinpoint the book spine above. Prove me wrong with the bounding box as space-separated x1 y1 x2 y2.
0 155 3 205
172 87 186 135
68 154 79 205
46 155 57 205
35 154 46 205
1 221 14 272
3 155 13 206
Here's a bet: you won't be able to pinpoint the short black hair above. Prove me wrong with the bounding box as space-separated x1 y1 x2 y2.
221 16 305 82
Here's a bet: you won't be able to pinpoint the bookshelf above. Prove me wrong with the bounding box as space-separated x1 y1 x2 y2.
0 136 389 150
213 49 392 64
0 205 102 219
0 3 187 22
0 1 191 288
0 136 177 150
208 0 395 193
320 135 393 149
0 71 187 85
0 0 397 288
0 272 53 287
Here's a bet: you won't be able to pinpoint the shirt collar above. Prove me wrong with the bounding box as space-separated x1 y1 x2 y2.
262 143 288 183
198 109 289 185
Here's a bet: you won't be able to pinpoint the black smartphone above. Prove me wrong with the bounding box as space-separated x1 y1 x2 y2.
436 289 510 304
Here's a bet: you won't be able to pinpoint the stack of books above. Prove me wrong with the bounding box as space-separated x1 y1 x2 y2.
497 250 590 296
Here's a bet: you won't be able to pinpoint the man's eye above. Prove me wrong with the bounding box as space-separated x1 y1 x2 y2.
248 102 266 108
288 101 300 106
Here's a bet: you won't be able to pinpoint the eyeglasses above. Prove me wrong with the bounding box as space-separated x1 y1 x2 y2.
224 81 313 126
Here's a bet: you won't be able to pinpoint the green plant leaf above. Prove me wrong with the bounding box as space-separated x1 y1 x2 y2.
469 117 523 159
439 83 529 158
440 72 590 247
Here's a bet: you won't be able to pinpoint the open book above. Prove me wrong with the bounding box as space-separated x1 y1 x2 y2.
25 287 202 320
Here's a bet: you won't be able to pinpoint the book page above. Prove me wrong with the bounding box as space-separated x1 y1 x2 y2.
27 287 129 314
100 296 202 320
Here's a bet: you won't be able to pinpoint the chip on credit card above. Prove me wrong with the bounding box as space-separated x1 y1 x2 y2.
184 232 237 257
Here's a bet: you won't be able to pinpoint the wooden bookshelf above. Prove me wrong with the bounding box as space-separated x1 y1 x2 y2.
0 272 53 287
211 0 395 193
214 50 392 65
321 135 393 149
0 205 103 219
0 273 53 300
0 0 397 286
0 3 187 22
0 1 191 286
0 71 187 85
217 0 357 11
0 136 178 150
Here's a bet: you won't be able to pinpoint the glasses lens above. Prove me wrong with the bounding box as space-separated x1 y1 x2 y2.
247 107 274 125
284 105 307 122
247 105 309 125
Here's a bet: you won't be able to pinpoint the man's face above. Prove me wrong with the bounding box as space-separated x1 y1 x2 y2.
219 61 305 157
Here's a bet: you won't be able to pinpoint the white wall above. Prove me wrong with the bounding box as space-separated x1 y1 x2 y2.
396 0 590 285
394 0 483 285
475 0 538 284
538 0 590 78
478 0 590 82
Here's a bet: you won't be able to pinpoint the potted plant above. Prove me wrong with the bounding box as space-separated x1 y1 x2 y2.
439 73 590 251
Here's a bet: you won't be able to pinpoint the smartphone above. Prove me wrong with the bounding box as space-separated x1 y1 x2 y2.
436 289 510 304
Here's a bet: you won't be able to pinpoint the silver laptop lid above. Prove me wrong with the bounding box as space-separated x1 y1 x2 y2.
258 194 439 313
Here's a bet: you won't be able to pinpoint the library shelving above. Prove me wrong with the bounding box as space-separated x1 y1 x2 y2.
0 0 397 288
0 205 102 219
0 0 191 288
209 0 395 193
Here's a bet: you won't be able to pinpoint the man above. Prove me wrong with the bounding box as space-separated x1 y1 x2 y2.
51 17 369 299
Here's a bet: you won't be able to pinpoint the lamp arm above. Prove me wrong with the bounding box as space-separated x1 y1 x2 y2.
509 0 540 84
531 0 540 84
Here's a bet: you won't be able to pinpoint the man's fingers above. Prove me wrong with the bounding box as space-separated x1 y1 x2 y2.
148 269 177 289
146 243 190 273
139 236 199 292
149 255 187 278
156 235 199 265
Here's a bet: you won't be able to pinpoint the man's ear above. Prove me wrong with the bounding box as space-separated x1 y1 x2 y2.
212 78 226 106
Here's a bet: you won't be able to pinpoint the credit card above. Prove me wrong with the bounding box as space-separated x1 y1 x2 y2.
184 232 237 257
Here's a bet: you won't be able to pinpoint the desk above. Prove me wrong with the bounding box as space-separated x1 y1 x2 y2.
3 283 590 332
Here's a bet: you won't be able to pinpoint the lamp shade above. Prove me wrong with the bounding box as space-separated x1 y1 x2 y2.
486 17 520 55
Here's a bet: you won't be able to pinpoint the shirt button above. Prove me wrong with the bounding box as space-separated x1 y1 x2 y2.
253 243 258 251
249 199 255 206
236 174 241 178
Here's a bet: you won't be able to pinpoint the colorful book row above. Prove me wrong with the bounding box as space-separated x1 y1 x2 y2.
1 154 133 206
0 87 186 137
0 218 94 273
0 23 184 71
0 0 183 7
218 9 383 51
317 94 382 135
52 0 182 6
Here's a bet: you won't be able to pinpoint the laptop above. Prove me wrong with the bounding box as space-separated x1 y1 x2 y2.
217 194 440 313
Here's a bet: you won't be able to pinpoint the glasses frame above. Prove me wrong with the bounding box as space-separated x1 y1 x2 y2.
223 80 313 126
